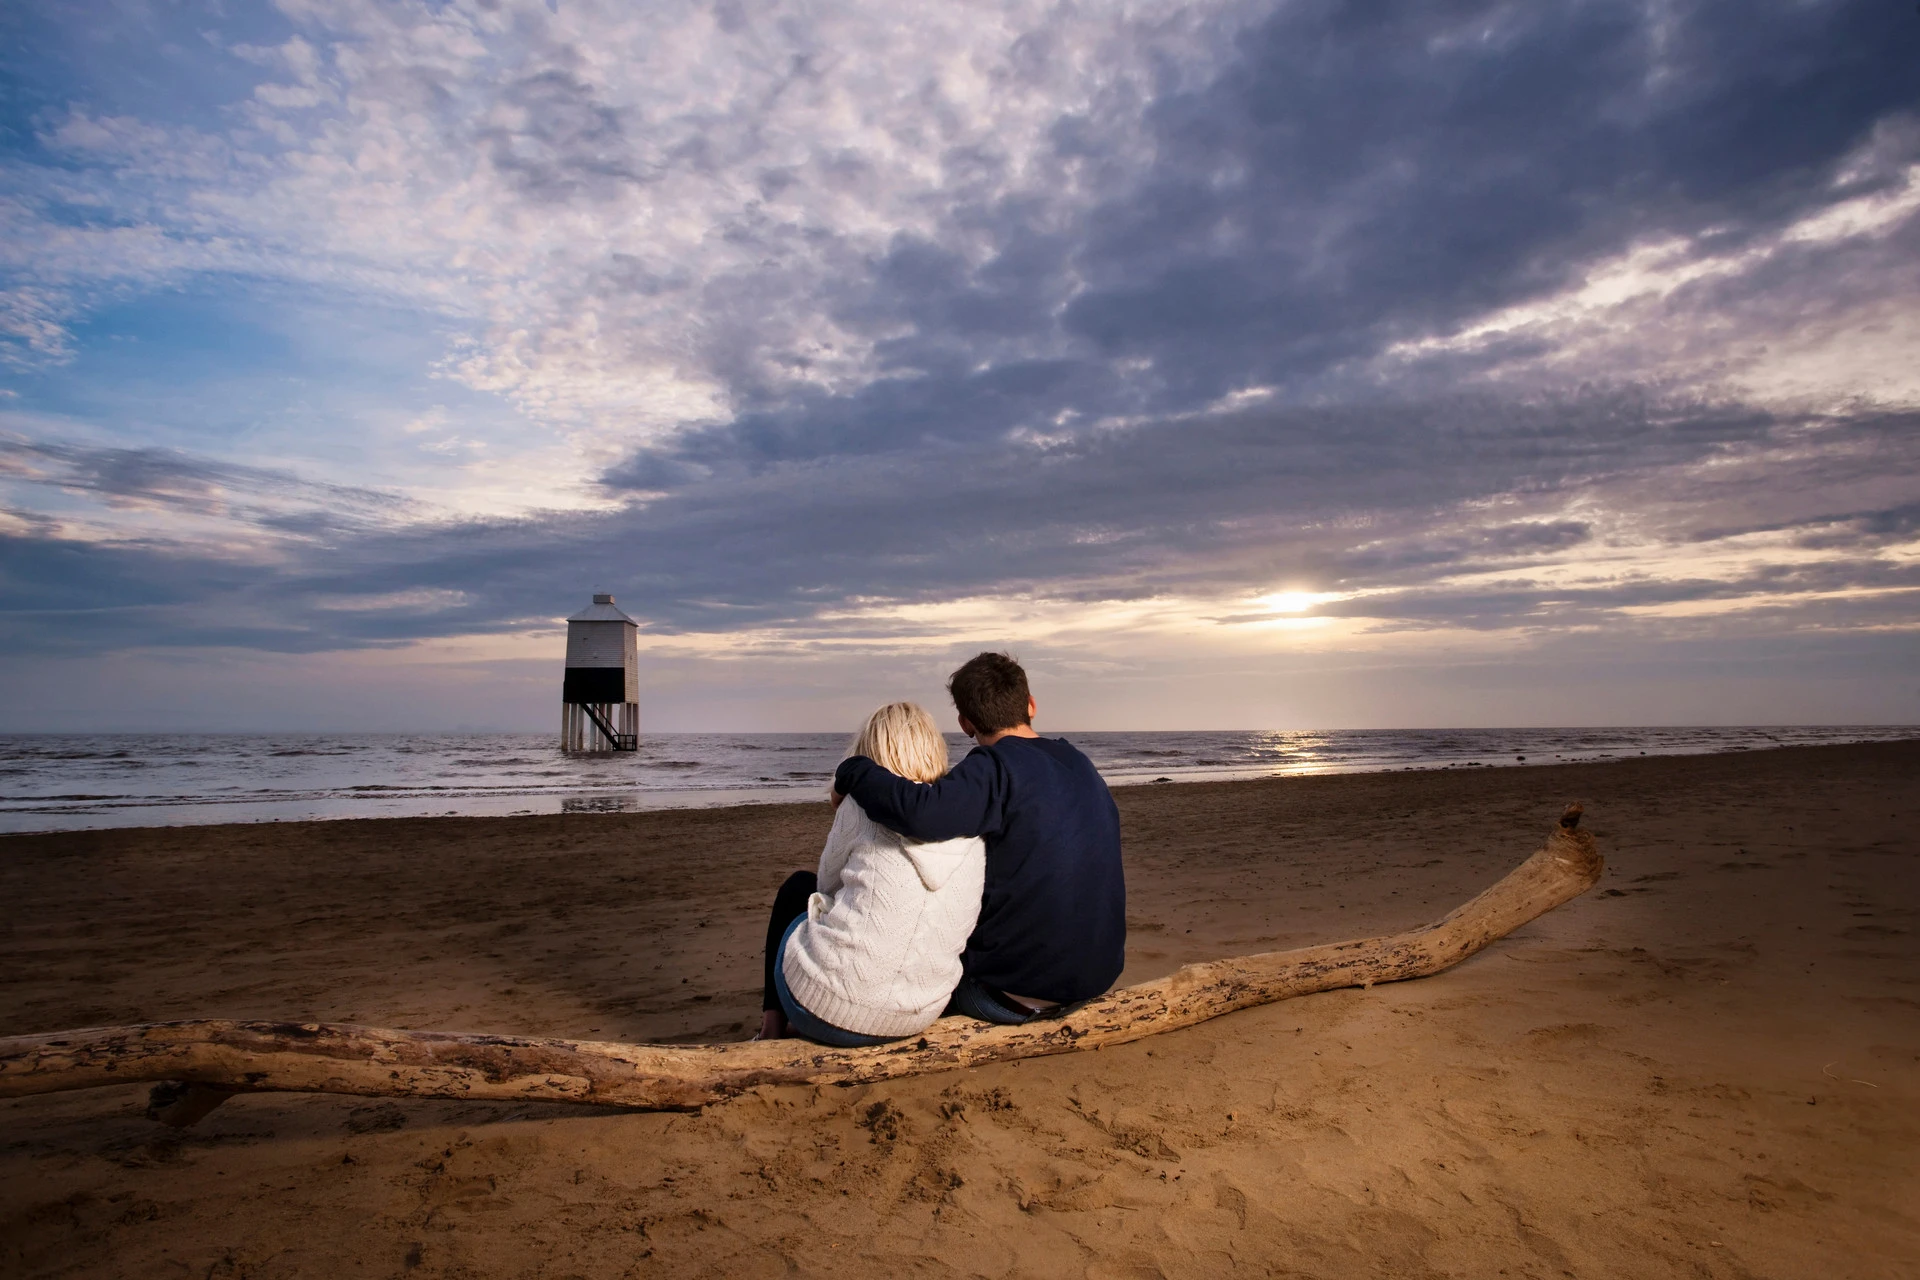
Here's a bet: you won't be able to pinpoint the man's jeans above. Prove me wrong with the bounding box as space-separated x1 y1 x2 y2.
945 975 1039 1025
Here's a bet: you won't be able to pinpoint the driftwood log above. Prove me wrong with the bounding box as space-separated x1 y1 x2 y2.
0 806 1599 1124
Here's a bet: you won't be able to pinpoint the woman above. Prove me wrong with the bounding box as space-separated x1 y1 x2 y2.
758 702 985 1045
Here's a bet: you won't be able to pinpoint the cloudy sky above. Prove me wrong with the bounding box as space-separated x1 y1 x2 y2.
2 0 1917 732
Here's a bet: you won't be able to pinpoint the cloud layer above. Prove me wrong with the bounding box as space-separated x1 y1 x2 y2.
1 0 1917 728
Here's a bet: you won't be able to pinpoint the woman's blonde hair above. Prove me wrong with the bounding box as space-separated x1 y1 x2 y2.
848 701 951 783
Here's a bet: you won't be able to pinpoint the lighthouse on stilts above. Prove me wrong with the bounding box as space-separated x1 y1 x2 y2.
561 594 639 752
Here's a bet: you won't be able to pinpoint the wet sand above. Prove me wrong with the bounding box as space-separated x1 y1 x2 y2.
2 740 1916 1278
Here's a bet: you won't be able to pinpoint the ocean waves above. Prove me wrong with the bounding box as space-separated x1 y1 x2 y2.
0 725 1912 834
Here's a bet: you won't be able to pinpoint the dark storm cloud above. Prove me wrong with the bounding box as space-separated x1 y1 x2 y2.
0 437 411 527
0 530 251 615
0 531 348 654
1310 557 1920 633
482 67 648 202
1067 0 1920 391
1693 499 1920 549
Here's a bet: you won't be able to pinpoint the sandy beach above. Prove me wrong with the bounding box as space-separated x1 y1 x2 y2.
2 740 1915 1278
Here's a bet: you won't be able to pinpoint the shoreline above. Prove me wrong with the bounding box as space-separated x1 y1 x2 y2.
3 727 1914 837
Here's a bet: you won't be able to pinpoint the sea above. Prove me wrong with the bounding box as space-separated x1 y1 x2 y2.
1 725 1913 835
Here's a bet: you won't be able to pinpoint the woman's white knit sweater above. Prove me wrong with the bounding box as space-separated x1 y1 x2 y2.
781 798 986 1037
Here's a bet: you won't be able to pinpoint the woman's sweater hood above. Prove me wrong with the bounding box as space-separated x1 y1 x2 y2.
897 829 972 892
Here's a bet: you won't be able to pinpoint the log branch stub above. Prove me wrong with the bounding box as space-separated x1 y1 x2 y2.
146 1081 237 1127
0 813 1602 1119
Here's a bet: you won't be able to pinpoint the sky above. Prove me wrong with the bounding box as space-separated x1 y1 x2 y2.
1 0 1918 733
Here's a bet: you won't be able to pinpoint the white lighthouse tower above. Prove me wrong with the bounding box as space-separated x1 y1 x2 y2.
561 593 639 752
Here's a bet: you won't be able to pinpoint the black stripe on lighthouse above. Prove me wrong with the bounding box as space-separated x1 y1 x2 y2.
562 668 628 704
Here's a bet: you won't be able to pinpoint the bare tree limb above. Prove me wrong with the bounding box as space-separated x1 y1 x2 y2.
0 807 1600 1120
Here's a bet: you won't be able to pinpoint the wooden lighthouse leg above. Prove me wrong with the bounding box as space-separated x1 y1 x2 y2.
0 807 1600 1121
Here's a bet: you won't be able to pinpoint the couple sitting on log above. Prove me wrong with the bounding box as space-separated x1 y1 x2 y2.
756 652 1127 1045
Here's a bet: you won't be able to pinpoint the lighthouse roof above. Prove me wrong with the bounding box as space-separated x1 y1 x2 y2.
567 593 637 624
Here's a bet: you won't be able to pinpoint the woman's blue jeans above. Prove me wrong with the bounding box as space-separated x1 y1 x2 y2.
772 916 903 1048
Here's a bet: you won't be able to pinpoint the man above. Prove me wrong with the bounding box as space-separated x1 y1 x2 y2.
832 652 1125 1022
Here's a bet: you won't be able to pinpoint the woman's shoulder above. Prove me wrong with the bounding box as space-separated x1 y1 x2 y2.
833 800 986 858
831 798 902 849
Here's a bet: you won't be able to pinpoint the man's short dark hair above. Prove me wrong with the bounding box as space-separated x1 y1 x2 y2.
947 652 1032 734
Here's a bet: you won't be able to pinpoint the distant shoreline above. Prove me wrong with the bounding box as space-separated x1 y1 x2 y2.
3 729 1914 837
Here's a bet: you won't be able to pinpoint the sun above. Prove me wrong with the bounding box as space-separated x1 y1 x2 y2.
1257 590 1341 614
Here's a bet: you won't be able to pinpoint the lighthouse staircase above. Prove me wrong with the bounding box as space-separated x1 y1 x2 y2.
579 703 638 752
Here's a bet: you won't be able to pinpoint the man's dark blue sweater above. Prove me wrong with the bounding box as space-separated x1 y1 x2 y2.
832 735 1124 1004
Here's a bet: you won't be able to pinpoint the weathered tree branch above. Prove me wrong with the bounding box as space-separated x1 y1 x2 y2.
0 807 1600 1121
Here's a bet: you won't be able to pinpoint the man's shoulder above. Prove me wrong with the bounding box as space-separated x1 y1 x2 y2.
952 744 1002 773
988 735 1102 779
991 733 1090 758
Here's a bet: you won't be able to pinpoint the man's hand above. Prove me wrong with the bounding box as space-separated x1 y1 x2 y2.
829 786 845 810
